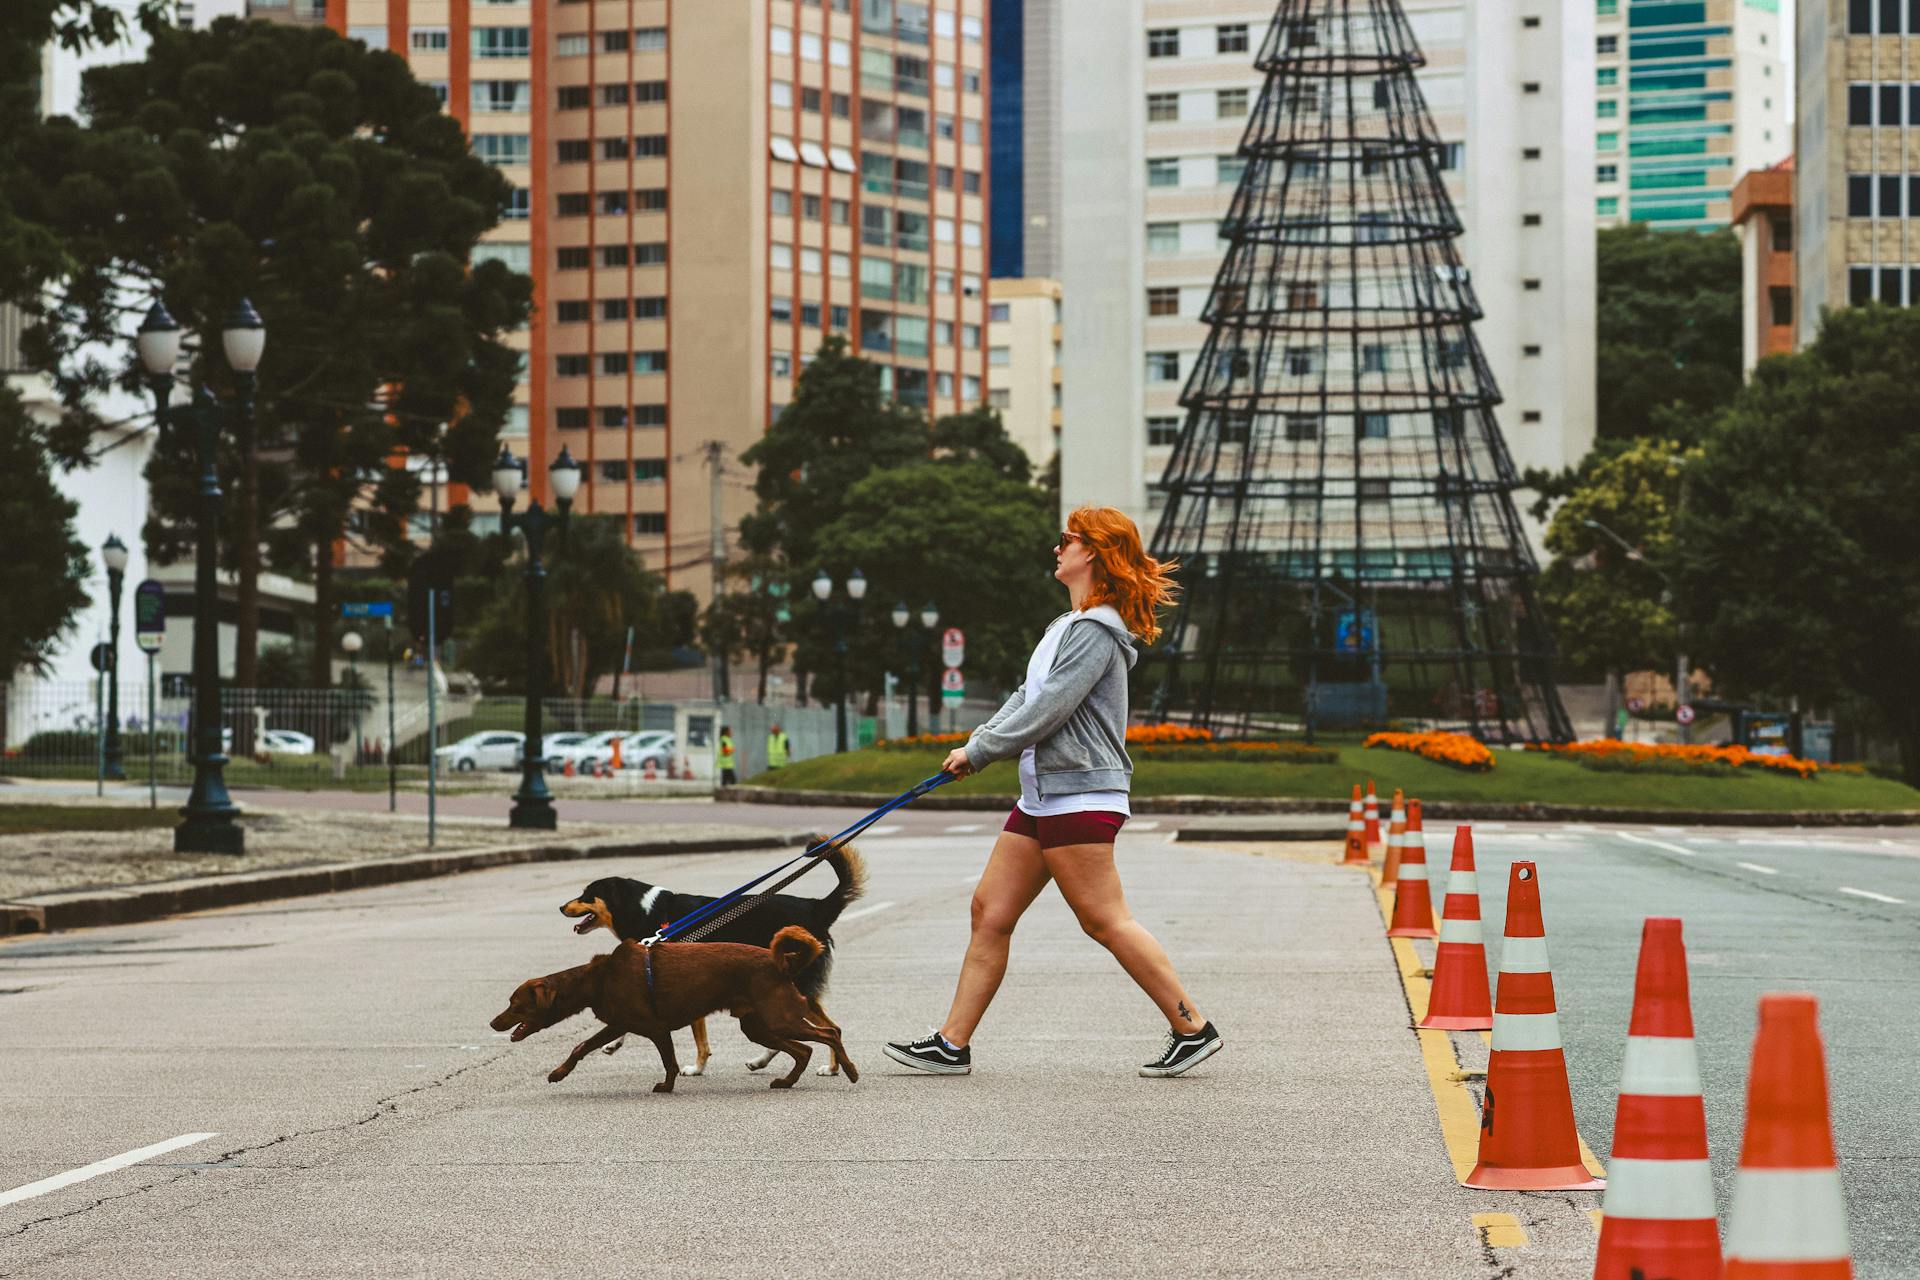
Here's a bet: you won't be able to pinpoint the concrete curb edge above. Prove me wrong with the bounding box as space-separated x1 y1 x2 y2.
0 830 812 937
715 785 1920 828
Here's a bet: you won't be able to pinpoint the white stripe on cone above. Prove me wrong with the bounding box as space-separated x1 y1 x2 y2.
1437 917 1482 945
1726 1169 1851 1261
1491 1011 1563 1052
1397 863 1429 881
1404 832 1425 849
1445 870 1478 895
1619 1034 1705 1097
1498 935 1551 973
1600 1157 1717 1220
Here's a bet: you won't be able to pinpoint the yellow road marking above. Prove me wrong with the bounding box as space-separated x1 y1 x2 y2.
1473 1212 1528 1249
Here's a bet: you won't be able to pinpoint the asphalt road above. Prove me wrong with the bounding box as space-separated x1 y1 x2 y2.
1 821 1915 1277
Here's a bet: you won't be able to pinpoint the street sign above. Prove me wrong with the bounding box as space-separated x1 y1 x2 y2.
1676 704 1696 726
342 601 394 618
89 642 115 673
941 668 964 704
942 627 964 670
1335 610 1376 654
133 578 166 655
1626 696 1647 713
408 549 457 643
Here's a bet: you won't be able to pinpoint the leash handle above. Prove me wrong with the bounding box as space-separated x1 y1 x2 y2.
659 770 956 943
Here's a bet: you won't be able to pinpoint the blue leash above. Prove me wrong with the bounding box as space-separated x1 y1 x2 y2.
645 770 956 946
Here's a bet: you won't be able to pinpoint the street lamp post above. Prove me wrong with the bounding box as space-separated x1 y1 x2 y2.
100 534 130 780
891 599 940 739
812 568 867 753
1583 516 1690 744
496 443 580 830
341 630 363 763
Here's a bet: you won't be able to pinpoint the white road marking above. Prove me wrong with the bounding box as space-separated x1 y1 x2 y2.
1653 825 1687 834
1130 821 1161 831
1683 837 1717 846
943 823 984 833
1838 886 1905 905
839 901 897 922
1616 831 1696 856
1476 822 1508 830
1736 861 1780 876
0 1133 219 1208
1561 823 1597 833
867 824 903 836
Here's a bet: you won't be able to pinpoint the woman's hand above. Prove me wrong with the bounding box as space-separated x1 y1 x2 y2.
941 747 974 777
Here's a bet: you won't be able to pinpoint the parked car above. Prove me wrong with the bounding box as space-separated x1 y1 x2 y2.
540 732 592 773
260 729 317 755
550 729 675 773
620 731 676 770
434 730 524 772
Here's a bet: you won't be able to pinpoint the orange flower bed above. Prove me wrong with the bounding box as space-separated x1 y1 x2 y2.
1125 723 1214 745
1364 730 1495 772
1527 739 1821 779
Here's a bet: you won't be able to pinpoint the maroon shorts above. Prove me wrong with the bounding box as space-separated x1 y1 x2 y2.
1001 807 1127 849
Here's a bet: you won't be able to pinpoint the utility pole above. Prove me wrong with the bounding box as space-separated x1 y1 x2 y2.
703 440 731 701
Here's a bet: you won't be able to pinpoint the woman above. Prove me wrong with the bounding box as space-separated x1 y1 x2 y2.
885 507 1221 1078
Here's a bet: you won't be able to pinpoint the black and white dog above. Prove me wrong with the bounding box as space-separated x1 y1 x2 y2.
559 840 865 1075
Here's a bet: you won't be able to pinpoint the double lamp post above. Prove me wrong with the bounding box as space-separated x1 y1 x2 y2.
136 297 265 855
811 568 867 753
493 442 581 830
891 600 940 739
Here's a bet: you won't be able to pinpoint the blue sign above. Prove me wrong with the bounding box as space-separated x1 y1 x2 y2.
1335 610 1377 655
341 602 394 618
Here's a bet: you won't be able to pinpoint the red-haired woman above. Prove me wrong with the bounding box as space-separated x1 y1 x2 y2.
885 506 1221 1078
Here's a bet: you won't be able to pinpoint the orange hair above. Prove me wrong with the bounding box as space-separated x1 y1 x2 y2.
1070 505 1180 644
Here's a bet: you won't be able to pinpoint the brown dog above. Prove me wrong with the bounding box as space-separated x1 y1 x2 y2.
488 926 859 1092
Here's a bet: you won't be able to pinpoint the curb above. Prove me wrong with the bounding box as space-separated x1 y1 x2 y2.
715 785 1920 828
0 830 811 937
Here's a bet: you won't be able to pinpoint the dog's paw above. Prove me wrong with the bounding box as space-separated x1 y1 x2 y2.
601 1038 625 1057
652 1081 674 1093
770 1078 796 1089
815 1064 840 1076
744 1053 775 1072
679 1063 705 1076
547 1067 571 1084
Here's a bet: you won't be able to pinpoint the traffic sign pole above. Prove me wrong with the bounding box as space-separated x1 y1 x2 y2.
385 614 396 813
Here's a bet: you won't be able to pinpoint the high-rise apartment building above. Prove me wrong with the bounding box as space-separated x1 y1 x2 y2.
1593 0 1789 229
1731 159 1796 373
1057 0 1597 538
1795 0 1920 327
257 0 991 600
988 0 1060 277
985 276 1060 466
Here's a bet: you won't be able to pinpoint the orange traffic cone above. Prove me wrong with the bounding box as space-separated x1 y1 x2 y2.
1342 784 1368 865
563 756 576 778
643 755 658 781
609 735 624 770
1363 780 1382 854
1464 860 1604 1190
1382 790 1407 886
680 756 695 781
1419 825 1492 1030
1594 918 1718 1280
1723 994 1851 1278
1386 799 1436 938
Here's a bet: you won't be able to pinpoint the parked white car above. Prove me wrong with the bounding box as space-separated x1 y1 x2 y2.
260 729 317 755
435 731 524 772
550 729 675 773
540 732 592 771
620 731 676 770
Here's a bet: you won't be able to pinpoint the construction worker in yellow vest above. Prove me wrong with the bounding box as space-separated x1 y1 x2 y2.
766 723 790 771
718 725 737 786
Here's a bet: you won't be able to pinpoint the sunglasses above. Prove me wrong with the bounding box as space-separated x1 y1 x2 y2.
1057 531 1084 548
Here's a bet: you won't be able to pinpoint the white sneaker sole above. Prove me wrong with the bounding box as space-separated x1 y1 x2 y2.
1139 1035 1223 1077
882 1043 971 1074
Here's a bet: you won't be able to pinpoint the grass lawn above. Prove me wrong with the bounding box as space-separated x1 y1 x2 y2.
752 743 1920 813
0 804 181 835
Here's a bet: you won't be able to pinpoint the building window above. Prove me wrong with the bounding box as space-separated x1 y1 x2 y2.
1147 222 1180 254
1597 164 1618 184
771 352 792 378
1146 351 1180 382
1769 287 1793 326
1147 416 1181 446
1522 213 1542 226
1147 27 1180 58
472 26 530 58
1147 92 1179 122
1848 175 1872 217
347 25 387 49
1771 216 1792 252
1360 412 1390 439
634 404 667 426
1438 142 1464 170
556 355 590 377
502 187 531 219
771 189 792 217
1216 23 1249 53
1597 67 1617 87
1147 286 1180 316
1360 344 1390 373
556 193 589 217
556 408 590 429
1285 347 1315 375
1523 278 1542 291
1522 344 1542 357
471 133 530 165
557 85 590 110
1146 157 1180 187
1597 35 1617 54
557 247 590 269
635 134 668 157
1285 415 1319 441
636 26 667 51
556 34 589 57
557 139 590 163
472 80 531 113
1217 87 1249 118
1597 196 1619 216
1218 156 1247 186
962 323 980 349
1521 411 1542 423
771 296 792 323
410 25 449 52
634 514 668 536
988 345 1012 367
1847 0 1870 31
1596 132 1618 152
635 242 667 265
1597 99 1618 119
634 351 668 374
637 80 667 103
600 245 629 268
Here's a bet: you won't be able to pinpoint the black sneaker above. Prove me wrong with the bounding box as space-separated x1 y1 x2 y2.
883 1029 971 1075
1140 1021 1222 1077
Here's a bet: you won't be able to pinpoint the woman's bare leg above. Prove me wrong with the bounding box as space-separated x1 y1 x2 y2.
937 830 1052 1047
1045 841 1204 1033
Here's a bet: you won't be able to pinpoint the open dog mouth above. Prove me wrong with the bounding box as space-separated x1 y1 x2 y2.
560 899 604 935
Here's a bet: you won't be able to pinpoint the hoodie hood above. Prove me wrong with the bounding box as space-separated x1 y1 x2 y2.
1072 605 1139 670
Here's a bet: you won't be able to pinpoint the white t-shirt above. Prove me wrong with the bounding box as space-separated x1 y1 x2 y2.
1016 608 1132 819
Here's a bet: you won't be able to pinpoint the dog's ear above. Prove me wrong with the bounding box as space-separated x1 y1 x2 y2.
532 981 556 1013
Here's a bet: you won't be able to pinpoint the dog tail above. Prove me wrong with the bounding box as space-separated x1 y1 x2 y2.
770 925 824 976
809 839 868 929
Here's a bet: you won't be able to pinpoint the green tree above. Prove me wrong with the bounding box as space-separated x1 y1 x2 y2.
1535 438 1692 684
931 404 1031 482
0 403 91 676
462 515 668 697
1672 305 1920 783
16 15 530 687
812 461 1060 708
1595 223 1743 444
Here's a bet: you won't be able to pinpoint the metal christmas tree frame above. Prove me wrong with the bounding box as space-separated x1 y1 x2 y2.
1146 0 1573 742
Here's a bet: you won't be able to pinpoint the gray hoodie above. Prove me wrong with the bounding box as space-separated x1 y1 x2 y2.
963 608 1138 798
